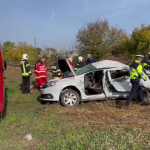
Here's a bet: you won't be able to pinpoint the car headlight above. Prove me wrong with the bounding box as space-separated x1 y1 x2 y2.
46 81 59 87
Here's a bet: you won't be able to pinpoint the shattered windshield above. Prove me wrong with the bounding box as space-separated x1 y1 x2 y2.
76 64 97 75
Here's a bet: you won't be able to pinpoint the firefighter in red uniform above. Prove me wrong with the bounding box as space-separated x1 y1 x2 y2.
41 57 48 82
34 60 40 88
34 60 47 89
66 57 73 68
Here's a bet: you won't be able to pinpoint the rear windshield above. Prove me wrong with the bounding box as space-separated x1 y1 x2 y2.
76 64 97 75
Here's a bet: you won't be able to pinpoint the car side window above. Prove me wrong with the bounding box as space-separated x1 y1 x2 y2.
110 69 130 82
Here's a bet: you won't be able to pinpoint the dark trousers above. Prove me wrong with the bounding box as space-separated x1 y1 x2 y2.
22 77 30 94
125 79 142 106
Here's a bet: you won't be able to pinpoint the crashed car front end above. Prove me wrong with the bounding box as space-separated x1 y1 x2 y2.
40 80 61 101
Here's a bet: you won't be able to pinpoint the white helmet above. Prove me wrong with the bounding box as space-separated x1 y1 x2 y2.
22 54 29 60
78 56 84 62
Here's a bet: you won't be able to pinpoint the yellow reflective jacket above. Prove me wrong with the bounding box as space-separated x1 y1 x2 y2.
130 60 146 81
20 60 31 77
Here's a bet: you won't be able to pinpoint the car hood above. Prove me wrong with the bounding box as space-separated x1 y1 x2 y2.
56 55 76 77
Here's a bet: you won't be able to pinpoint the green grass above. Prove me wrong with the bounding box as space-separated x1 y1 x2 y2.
0 66 150 150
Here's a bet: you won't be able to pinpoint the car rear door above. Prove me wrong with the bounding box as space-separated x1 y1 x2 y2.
0 48 4 114
107 70 132 92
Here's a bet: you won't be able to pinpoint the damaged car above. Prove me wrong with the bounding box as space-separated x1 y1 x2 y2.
40 55 150 107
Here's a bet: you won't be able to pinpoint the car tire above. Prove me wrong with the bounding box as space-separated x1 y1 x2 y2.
60 89 80 107
141 87 149 104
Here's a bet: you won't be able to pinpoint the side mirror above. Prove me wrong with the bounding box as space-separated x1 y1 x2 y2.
4 61 7 70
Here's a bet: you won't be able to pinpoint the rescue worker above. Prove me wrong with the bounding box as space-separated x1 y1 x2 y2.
20 54 32 94
87 54 94 64
69 58 73 68
74 56 86 71
125 55 147 107
41 57 48 81
34 60 47 89
51 60 62 79
34 60 41 88
66 57 73 68
142 52 150 71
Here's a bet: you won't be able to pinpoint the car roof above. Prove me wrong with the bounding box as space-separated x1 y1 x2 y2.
92 60 129 70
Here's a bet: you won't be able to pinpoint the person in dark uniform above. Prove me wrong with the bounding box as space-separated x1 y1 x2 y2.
125 55 147 107
20 54 32 94
142 52 150 71
74 56 86 71
51 60 61 79
87 54 94 65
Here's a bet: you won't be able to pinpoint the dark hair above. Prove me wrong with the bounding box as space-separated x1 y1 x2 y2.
36 59 41 64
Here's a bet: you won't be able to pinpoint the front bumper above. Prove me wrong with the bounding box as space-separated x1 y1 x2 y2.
40 88 60 101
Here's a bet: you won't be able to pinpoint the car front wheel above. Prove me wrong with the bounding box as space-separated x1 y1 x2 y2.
60 89 80 107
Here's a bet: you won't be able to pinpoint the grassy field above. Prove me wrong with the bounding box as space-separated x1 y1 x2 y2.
0 66 150 150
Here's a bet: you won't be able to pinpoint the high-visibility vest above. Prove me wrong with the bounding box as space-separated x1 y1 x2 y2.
20 60 31 77
130 60 146 80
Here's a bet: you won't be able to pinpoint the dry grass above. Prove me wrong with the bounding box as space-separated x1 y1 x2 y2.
55 101 150 128
1 65 150 149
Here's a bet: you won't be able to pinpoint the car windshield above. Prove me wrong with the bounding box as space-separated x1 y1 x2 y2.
76 64 97 75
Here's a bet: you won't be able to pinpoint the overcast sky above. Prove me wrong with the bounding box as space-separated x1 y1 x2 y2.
0 0 150 50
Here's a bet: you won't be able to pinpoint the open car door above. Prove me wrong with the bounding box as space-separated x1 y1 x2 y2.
56 55 76 78
107 70 132 92
0 48 4 114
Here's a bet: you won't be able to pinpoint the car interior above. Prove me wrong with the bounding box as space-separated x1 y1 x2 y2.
109 69 130 82
84 70 104 95
106 69 130 92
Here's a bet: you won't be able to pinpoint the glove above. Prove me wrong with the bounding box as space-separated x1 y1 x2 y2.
144 78 147 81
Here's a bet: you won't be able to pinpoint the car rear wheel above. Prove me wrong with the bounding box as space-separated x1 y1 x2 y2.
142 87 149 104
60 89 80 107
137 87 149 104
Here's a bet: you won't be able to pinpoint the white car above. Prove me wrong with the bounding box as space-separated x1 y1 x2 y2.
40 55 150 107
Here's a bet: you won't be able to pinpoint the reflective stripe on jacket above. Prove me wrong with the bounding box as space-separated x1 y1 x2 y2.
34 64 47 79
20 60 31 77
130 60 146 80
52 62 61 78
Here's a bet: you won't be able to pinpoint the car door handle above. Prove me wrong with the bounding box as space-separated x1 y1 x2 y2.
0 68 2 73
